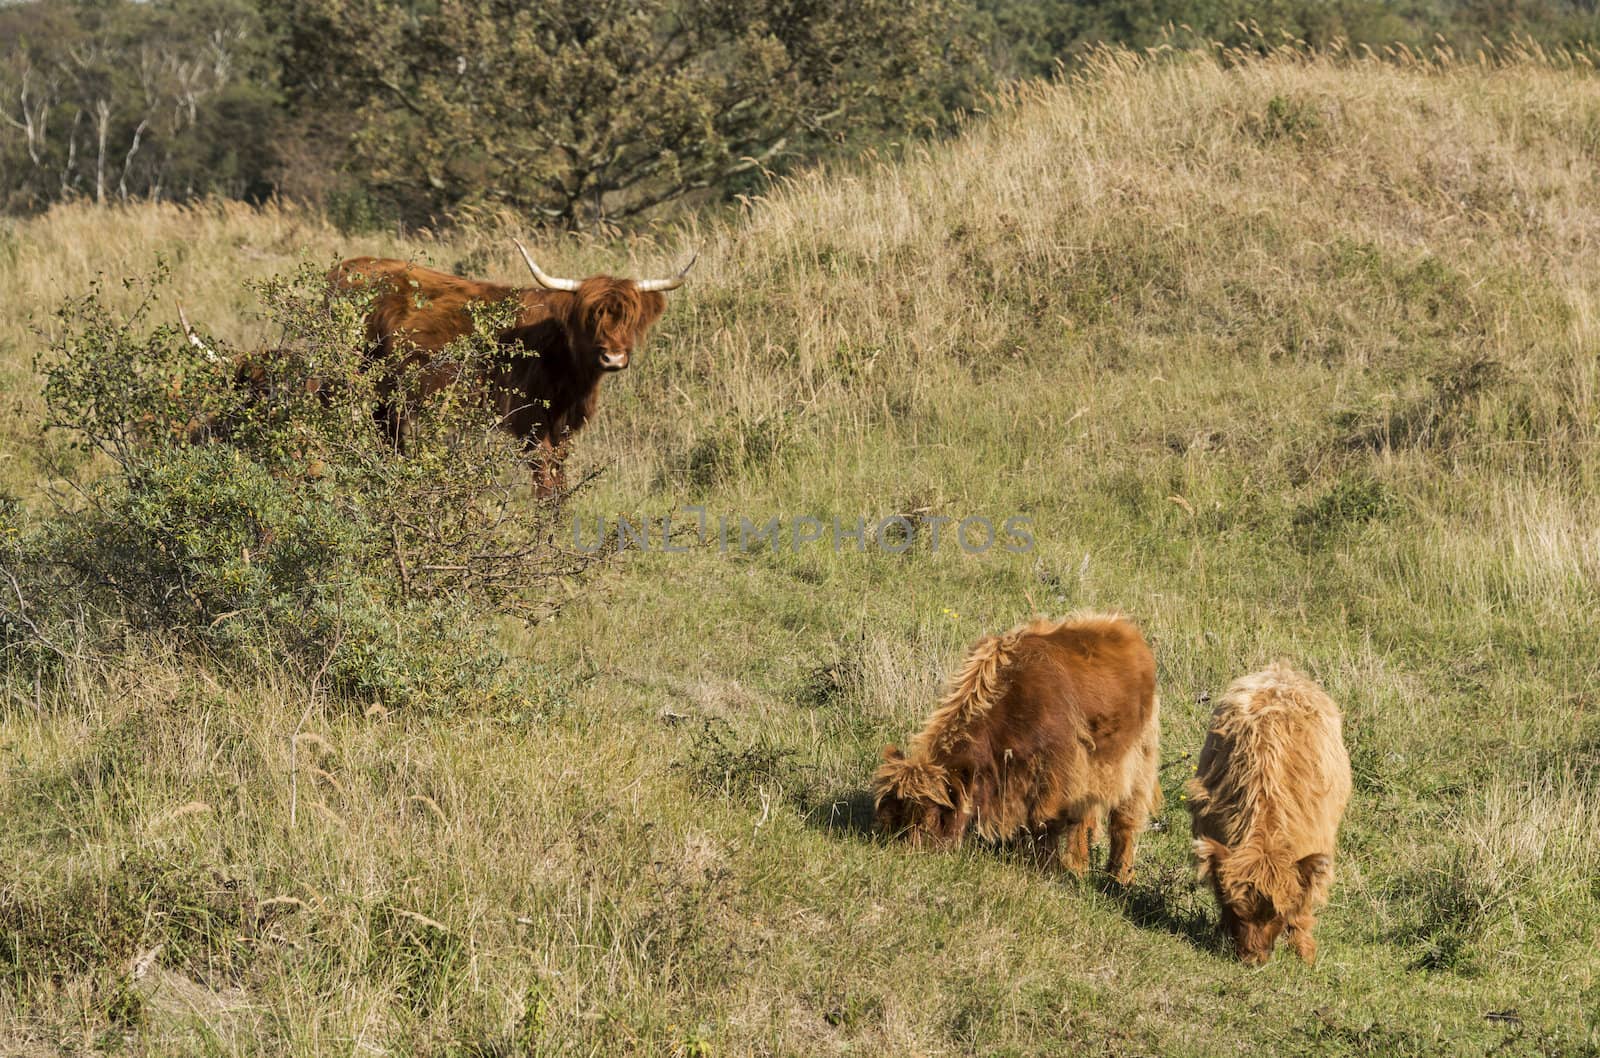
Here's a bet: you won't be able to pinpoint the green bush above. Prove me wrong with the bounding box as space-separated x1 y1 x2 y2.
2 263 598 709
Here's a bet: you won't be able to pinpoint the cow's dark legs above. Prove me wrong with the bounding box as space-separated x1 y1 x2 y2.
375 397 406 454
362 339 407 456
1107 800 1147 885
1052 814 1092 876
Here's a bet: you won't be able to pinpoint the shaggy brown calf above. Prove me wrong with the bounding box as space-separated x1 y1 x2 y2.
873 613 1162 882
1188 663 1352 965
177 305 335 432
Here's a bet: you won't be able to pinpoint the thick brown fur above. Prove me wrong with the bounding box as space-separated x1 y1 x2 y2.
329 258 669 493
873 613 1162 882
1187 662 1352 966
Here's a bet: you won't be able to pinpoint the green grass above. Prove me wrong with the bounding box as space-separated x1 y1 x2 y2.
3 46 1600 1055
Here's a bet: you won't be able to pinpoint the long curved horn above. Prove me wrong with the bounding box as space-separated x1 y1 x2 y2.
175 300 223 365
636 250 697 293
512 239 582 292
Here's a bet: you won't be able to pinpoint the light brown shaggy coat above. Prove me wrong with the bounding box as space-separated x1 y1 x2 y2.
873 613 1162 882
1188 663 1352 965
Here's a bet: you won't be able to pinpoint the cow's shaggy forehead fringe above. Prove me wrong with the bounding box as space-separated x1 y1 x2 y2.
1188 662 1346 909
572 276 665 331
872 756 953 809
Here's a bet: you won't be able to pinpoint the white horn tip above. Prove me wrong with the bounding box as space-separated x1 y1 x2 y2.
175 299 222 365
636 251 697 293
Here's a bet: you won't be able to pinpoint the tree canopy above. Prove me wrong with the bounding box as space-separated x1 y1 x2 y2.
269 0 983 225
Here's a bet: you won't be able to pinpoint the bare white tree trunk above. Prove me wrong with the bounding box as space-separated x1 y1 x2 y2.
62 108 82 197
93 98 109 204
2 70 50 168
118 117 148 201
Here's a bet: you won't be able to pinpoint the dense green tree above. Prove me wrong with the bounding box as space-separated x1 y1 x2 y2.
266 0 984 225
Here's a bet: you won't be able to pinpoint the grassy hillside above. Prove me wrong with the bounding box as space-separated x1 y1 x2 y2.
3 48 1599 1056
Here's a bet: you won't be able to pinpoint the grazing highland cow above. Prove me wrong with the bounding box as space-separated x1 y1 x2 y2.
1188 663 1352 966
873 613 1162 882
330 241 691 493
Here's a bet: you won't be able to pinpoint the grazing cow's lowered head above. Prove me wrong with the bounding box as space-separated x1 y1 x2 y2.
872 613 1162 882
1187 663 1351 966
873 747 964 848
178 303 334 409
174 304 334 477
330 242 693 493
1194 839 1334 967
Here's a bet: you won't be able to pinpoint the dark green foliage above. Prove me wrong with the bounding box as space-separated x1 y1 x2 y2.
265 0 984 225
324 183 393 235
1335 355 1505 453
1293 472 1403 548
8 1 1599 223
1252 94 1329 145
0 852 262 988
679 412 790 490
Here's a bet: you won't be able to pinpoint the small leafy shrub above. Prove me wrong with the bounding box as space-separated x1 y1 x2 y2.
1250 94 1327 145
325 183 391 234
794 659 854 711
2 262 598 709
678 719 808 803
680 412 790 490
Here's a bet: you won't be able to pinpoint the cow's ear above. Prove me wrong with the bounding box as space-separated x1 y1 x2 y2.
1193 837 1230 881
882 744 904 763
639 290 668 326
1296 853 1333 891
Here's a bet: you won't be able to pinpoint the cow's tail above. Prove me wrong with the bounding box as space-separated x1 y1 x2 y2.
921 627 1026 753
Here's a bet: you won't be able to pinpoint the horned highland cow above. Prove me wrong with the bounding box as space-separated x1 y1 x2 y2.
1187 662 1352 966
330 242 691 493
873 613 1162 882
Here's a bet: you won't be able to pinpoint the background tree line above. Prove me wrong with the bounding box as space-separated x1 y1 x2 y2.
2 0 1597 226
